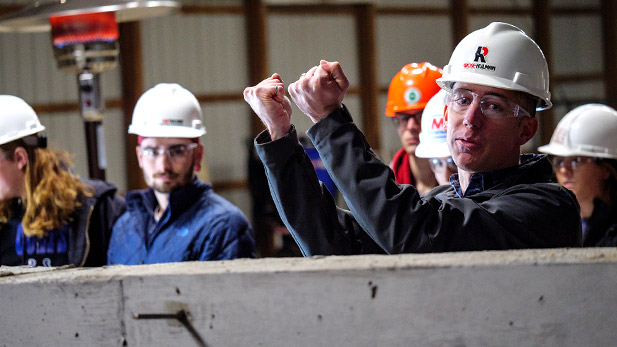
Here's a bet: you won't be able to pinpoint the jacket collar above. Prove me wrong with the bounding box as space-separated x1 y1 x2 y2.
126 177 210 217
450 153 552 197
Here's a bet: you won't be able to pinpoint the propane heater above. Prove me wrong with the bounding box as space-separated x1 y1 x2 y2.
0 0 180 179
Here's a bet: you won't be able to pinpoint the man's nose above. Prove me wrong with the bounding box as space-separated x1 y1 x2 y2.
463 99 483 128
155 151 173 170
405 115 421 131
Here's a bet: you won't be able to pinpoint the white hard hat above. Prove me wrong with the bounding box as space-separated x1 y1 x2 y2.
437 22 551 111
129 83 206 138
415 90 450 158
538 104 617 159
0 95 46 146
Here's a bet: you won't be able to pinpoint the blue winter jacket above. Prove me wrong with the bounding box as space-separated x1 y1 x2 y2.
107 178 255 264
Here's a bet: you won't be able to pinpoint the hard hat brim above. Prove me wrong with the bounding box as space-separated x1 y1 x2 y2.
538 143 617 159
415 141 450 159
128 125 205 138
0 125 46 146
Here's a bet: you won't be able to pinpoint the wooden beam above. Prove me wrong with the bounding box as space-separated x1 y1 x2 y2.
181 5 244 15
552 73 603 84
450 0 469 48
170 3 600 17
0 5 22 16
210 179 247 192
532 0 554 147
552 7 600 16
268 4 354 15
31 99 123 114
377 7 449 16
601 0 617 109
119 22 147 190
194 93 244 103
468 7 529 15
244 0 269 137
354 4 380 150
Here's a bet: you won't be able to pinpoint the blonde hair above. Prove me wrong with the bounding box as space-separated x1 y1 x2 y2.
0 139 93 238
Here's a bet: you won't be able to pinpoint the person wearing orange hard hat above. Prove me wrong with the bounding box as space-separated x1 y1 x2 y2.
386 62 443 194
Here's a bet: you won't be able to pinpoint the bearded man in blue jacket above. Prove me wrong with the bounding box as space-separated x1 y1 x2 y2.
108 83 255 264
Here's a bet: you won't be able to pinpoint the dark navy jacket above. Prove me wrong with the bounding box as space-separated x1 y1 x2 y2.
254 105 581 256
107 178 255 264
583 199 617 247
0 179 125 267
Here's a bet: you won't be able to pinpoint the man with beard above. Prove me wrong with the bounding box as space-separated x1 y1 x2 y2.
108 83 255 264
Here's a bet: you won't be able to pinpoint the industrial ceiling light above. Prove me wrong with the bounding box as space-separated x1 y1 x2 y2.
0 0 181 179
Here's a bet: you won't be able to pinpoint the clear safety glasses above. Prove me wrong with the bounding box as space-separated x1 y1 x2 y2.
446 89 531 119
392 112 422 128
140 143 198 161
429 157 457 172
551 156 598 171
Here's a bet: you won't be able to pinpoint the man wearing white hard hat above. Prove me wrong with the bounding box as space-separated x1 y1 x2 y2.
539 104 617 246
415 90 457 186
108 83 255 264
0 95 125 267
244 22 581 255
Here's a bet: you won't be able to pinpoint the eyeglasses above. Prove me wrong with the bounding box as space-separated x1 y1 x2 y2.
392 112 422 128
446 89 531 119
551 156 598 171
140 143 198 161
429 157 457 172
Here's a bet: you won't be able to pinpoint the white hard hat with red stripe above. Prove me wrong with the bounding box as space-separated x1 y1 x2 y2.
538 104 617 159
129 83 206 138
437 22 551 111
415 90 450 158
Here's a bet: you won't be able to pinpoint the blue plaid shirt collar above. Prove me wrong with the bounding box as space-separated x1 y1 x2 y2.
449 161 523 198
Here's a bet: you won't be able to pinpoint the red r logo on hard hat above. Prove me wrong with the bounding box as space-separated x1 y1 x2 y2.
474 46 488 63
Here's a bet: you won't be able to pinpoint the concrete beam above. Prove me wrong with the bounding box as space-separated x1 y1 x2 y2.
1 248 616 346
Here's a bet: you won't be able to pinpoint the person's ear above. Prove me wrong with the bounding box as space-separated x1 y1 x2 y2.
193 143 204 172
518 116 538 145
443 105 449 132
13 147 29 171
135 146 144 169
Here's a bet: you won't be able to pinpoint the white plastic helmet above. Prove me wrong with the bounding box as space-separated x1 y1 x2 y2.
0 95 46 146
129 83 206 138
437 22 551 111
538 103 617 159
415 90 450 158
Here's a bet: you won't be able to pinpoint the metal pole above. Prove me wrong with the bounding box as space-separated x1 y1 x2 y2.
77 71 106 179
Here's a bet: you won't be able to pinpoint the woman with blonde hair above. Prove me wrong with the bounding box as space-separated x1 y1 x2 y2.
0 95 124 267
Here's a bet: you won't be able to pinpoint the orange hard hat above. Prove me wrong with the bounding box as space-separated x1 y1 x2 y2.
385 62 443 117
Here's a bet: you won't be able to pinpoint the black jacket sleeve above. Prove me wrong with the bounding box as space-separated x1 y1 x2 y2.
254 127 385 256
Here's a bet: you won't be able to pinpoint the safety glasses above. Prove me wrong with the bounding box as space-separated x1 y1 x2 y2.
446 89 531 119
551 156 598 171
392 112 422 128
429 157 457 172
140 143 198 161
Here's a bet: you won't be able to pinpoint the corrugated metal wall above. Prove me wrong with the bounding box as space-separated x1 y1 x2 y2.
0 0 607 222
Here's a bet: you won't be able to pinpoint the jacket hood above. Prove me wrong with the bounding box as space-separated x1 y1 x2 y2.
125 177 211 216
82 179 119 200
